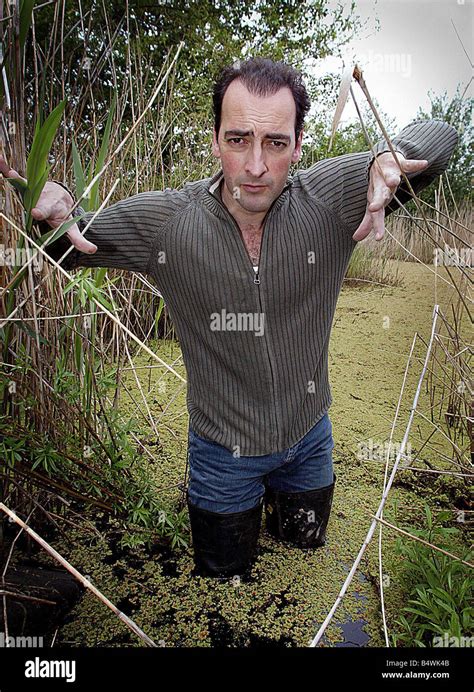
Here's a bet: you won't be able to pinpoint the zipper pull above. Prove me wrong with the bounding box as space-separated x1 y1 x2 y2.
254 271 260 285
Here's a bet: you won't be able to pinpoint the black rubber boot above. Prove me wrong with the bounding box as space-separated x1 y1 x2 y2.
187 495 262 578
264 474 336 549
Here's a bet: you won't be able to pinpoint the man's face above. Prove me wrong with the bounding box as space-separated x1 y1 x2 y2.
212 79 303 217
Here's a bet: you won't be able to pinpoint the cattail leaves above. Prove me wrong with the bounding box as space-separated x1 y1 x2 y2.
4 215 85 295
5 98 68 251
154 297 165 337
3 98 69 361
71 93 116 212
19 0 36 53
72 140 87 209
88 93 117 211
63 271 115 313
24 98 67 227
3 99 71 292
6 176 28 200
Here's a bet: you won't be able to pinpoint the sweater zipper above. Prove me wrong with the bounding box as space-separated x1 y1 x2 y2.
208 184 290 448
209 183 290 285
254 262 278 445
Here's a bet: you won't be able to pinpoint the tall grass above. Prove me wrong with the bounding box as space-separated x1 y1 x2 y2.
1 6 201 550
363 200 472 265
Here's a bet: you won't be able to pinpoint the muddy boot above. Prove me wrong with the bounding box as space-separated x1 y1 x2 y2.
187 494 262 578
264 474 336 549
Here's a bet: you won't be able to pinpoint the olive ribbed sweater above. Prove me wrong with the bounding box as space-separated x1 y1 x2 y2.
49 119 458 455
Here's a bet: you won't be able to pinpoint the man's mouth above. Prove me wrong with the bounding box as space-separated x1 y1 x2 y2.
241 184 267 193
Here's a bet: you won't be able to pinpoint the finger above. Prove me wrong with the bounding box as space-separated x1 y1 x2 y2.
369 184 393 211
371 208 386 240
0 154 27 182
31 204 54 221
371 163 401 190
400 158 428 174
383 172 401 188
352 208 373 241
66 222 97 253
33 197 71 223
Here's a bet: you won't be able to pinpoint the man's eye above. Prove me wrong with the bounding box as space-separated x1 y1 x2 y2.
270 140 286 148
228 138 244 145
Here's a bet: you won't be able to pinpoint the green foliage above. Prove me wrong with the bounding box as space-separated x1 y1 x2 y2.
1 414 188 550
71 140 86 206
0 433 26 469
416 88 473 206
2 99 68 364
153 297 165 339
19 0 36 52
119 508 189 551
63 269 115 312
391 504 473 647
25 99 67 226
31 440 64 473
26 1 360 155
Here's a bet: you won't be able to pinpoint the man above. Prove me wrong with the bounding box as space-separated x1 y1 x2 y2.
1 58 458 579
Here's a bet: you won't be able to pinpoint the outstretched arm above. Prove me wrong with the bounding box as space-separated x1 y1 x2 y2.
296 119 459 241
0 155 183 274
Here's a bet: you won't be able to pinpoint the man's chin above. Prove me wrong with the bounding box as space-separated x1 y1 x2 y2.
238 192 275 214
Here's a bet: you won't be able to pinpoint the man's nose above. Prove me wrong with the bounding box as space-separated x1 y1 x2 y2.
244 144 268 178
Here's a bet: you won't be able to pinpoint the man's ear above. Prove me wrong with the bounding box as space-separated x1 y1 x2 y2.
291 130 303 163
212 128 221 158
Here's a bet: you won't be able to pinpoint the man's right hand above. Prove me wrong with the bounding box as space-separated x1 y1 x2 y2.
0 154 98 254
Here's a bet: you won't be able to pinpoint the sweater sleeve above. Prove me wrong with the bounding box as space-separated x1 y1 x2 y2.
45 187 190 274
296 119 459 233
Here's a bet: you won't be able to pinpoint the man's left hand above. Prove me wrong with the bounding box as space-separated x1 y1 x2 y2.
352 151 429 242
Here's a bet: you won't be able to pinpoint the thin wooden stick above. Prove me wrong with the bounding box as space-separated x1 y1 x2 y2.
0 503 158 647
0 590 57 606
353 66 472 321
371 515 473 568
362 461 473 477
2 507 34 646
309 305 440 647
379 332 418 647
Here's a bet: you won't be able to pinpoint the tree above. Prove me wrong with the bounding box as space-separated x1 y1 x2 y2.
416 88 472 206
25 0 361 152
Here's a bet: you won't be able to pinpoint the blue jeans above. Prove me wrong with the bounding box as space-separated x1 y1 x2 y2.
187 413 335 513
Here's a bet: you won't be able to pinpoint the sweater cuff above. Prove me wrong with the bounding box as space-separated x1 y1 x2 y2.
367 145 407 180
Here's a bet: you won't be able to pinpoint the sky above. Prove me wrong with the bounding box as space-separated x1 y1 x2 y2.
311 0 473 128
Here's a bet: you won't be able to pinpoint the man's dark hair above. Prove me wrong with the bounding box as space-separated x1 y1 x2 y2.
213 57 311 141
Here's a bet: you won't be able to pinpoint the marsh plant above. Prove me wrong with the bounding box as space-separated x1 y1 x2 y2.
391 505 473 648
